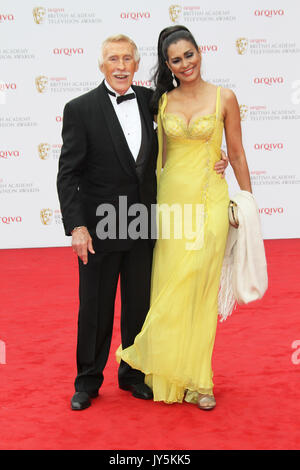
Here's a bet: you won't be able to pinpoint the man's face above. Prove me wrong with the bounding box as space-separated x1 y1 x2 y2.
100 41 139 95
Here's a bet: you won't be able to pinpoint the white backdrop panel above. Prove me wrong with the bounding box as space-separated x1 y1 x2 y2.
0 0 299 248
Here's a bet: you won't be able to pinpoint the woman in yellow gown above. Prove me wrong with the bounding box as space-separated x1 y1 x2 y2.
119 26 252 409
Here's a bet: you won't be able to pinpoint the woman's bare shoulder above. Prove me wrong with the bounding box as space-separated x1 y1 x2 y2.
166 87 180 102
221 87 238 104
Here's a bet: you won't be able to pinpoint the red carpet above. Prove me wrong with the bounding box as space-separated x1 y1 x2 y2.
0 240 299 450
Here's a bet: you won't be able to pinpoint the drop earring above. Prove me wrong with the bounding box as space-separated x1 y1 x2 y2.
172 72 177 87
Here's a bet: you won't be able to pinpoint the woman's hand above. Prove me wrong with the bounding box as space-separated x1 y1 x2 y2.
214 149 229 178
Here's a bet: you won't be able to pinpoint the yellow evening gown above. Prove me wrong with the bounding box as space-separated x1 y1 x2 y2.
118 86 230 404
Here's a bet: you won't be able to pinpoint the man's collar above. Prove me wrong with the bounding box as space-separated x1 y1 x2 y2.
104 79 134 98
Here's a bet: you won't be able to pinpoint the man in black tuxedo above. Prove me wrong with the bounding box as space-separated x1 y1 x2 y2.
57 35 158 410
57 35 227 410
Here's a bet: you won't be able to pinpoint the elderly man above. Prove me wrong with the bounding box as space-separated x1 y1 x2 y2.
57 34 227 410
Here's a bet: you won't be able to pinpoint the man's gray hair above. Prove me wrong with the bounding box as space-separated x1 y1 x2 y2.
98 34 140 66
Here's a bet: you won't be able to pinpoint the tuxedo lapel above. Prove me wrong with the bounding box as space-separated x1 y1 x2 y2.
97 82 137 177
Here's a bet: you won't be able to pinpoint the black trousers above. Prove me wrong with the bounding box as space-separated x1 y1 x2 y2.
74 238 153 393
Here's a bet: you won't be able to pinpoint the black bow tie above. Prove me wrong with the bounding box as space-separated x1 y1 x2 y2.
116 93 136 104
104 83 136 105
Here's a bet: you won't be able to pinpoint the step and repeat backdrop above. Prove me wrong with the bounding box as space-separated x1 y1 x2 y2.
1 0 300 248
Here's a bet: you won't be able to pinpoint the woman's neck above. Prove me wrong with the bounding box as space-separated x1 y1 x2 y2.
178 76 206 96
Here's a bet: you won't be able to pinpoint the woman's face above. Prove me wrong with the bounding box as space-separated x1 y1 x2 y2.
166 39 201 83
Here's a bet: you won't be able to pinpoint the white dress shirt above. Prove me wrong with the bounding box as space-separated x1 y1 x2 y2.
104 80 142 161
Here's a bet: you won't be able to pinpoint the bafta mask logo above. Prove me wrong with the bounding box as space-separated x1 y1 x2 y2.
236 38 248 55
239 105 248 121
33 6 46 24
35 75 48 93
38 143 51 160
169 5 182 23
40 208 53 225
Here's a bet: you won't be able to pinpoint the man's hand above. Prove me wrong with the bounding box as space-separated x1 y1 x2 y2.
72 226 95 265
214 149 229 178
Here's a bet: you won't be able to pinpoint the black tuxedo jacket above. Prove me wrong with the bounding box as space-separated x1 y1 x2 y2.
57 81 158 251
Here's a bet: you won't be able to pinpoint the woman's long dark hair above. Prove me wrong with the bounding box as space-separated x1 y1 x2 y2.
150 25 199 114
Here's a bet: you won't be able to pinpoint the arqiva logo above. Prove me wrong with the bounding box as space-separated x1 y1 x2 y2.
0 14 14 22
254 77 284 85
0 150 20 159
199 45 218 53
259 207 284 215
53 48 84 56
120 12 150 20
254 9 284 17
0 83 17 91
132 80 152 87
254 143 284 151
0 216 22 224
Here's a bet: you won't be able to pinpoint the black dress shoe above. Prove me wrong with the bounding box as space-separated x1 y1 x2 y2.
119 382 153 400
71 392 91 410
70 390 98 410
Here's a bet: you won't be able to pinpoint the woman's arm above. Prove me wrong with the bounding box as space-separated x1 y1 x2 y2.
223 89 252 193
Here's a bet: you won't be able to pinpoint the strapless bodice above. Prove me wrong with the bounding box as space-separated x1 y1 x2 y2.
162 112 217 141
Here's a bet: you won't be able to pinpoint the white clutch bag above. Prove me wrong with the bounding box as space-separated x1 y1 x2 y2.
219 191 268 321
229 200 239 228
